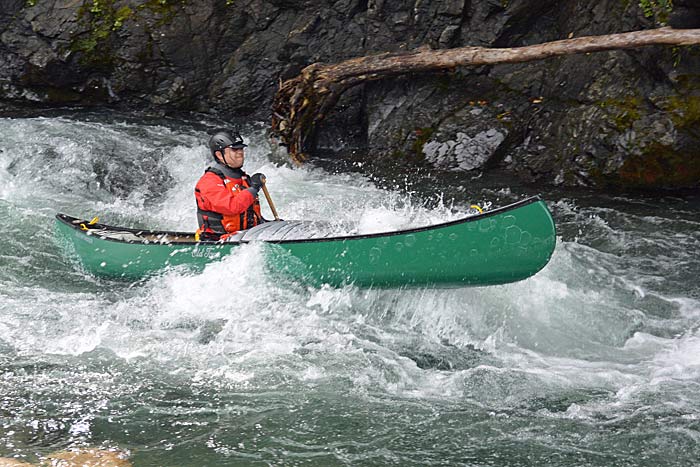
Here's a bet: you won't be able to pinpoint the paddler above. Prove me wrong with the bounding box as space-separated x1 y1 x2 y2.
194 129 267 240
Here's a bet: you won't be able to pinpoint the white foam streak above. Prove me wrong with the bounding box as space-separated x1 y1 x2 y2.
0 288 112 356
651 331 700 381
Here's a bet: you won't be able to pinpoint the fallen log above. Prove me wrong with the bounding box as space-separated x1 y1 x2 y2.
271 27 700 164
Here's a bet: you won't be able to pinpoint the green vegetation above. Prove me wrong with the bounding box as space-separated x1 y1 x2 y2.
598 96 643 131
639 0 673 25
113 6 134 28
673 73 700 91
68 0 193 68
663 94 700 129
70 0 135 68
596 93 700 188
138 0 185 27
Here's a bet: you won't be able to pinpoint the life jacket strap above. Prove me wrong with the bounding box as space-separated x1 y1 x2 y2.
197 208 224 220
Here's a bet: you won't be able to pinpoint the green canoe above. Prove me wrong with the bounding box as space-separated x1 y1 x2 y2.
54 196 556 287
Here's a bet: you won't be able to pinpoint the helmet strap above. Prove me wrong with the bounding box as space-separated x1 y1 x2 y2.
213 149 225 165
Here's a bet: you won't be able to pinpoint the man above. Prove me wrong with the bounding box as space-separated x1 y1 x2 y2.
195 129 266 240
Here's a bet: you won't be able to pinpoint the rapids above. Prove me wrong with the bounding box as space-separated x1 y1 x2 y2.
0 112 698 466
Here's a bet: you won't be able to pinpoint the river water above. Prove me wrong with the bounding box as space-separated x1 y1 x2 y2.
0 111 698 466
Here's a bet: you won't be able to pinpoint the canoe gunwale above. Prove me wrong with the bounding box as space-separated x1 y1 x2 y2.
55 195 546 246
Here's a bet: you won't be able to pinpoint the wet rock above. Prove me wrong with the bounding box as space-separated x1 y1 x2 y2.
0 448 131 467
422 105 509 171
1 0 699 189
42 449 131 467
0 459 33 466
424 128 505 171
197 318 228 344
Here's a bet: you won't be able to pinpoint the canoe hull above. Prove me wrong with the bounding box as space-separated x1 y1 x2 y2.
55 197 556 287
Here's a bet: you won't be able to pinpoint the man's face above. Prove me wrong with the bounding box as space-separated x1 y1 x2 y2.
221 146 244 168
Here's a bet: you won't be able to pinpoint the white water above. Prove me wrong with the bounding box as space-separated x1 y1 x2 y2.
1 113 699 466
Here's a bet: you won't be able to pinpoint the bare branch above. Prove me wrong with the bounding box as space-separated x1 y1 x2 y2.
271 28 700 164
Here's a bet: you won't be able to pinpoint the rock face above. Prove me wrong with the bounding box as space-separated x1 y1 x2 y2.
2 0 700 190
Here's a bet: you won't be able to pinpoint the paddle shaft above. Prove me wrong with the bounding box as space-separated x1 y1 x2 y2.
261 178 280 221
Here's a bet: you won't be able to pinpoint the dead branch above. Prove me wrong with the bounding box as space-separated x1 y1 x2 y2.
271 27 700 164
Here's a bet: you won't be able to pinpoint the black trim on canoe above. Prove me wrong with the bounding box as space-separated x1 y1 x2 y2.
56 195 546 246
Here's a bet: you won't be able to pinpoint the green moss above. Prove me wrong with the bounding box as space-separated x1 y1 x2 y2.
673 74 700 91
70 0 136 69
591 94 700 188
139 0 187 26
70 0 188 69
113 6 134 29
598 96 643 131
639 0 673 25
663 95 700 129
617 143 700 188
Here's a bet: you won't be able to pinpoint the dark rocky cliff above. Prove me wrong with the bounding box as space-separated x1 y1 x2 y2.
2 0 700 190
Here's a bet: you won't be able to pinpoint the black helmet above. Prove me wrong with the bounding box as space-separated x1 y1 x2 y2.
208 129 247 156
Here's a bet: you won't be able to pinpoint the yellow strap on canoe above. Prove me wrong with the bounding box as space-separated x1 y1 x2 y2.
79 216 100 231
470 204 483 214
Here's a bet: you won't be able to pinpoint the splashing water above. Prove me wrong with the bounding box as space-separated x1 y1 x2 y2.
0 111 699 466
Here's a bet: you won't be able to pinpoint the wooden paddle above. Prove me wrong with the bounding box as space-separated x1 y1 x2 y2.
260 176 280 221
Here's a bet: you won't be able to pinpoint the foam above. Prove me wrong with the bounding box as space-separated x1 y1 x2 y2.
1 114 699 432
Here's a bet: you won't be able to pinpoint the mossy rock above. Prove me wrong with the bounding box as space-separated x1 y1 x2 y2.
616 143 700 189
663 95 700 129
598 95 644 131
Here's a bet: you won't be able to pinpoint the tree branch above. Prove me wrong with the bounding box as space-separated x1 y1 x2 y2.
271 27 700 164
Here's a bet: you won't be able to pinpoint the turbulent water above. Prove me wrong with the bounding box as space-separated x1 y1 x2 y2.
0 111 699 466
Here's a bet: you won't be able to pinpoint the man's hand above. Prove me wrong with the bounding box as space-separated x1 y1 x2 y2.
249 173 266 190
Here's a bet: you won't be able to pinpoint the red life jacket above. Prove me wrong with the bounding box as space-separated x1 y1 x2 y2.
195 167 262 239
